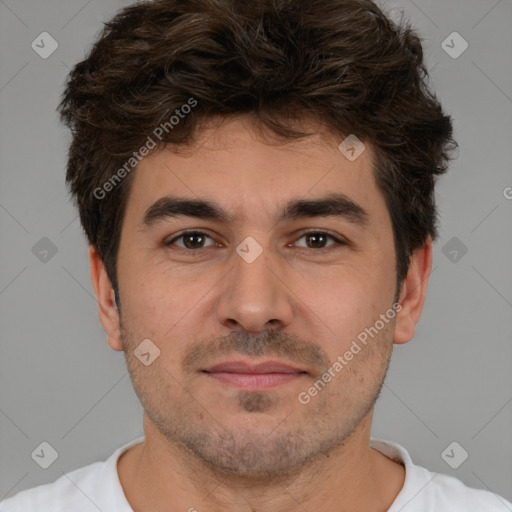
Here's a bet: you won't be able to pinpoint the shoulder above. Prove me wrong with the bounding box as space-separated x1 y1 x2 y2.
0 460 106 512
427 470 512 510
0 436 143 512
371 438 512 511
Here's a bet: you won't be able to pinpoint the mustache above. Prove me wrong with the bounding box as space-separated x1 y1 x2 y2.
182 330 331 377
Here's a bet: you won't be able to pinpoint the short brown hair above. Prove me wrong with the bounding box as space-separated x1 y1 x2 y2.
58 0 457 302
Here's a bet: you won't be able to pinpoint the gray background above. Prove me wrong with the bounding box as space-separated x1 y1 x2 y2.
1 0 511 505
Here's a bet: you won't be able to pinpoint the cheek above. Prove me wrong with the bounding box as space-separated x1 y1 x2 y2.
119 260 222 357
296 265 391 338
119 267 179 342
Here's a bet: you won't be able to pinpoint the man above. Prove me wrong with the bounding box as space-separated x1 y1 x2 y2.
1 0 510 510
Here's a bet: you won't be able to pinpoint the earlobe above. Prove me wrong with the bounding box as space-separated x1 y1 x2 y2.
393 237 433 345
88 245 123 351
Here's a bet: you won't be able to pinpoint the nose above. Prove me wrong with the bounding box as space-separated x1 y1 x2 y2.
215 242 295 333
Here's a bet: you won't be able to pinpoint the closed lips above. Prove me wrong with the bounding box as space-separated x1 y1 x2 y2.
203 360 308 374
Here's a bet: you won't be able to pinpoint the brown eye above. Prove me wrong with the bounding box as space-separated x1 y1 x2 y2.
166 231 215 250
294 231 345 251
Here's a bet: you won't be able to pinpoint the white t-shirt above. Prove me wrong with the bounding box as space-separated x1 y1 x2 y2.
1 436 511 511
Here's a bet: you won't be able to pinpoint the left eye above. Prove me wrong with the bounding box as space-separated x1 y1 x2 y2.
165 231 344 251
293 231 343 250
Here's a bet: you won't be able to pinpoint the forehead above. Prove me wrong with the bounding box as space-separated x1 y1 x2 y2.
124 118 388 230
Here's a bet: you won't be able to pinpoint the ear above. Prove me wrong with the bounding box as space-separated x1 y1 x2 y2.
88 245 123 351
393 236 433 345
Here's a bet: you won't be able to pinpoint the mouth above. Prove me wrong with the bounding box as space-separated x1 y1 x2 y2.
201 359 309 390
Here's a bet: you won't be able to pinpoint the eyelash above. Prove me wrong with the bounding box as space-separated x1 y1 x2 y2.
164 230 347 254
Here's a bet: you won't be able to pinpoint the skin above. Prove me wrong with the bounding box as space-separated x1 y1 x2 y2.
89 116 432 512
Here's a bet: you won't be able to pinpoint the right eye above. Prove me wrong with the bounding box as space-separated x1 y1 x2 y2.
164 230 217 251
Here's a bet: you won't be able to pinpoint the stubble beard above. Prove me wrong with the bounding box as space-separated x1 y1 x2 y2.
119 315 393 480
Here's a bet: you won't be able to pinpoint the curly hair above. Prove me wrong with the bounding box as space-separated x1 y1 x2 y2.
58 0 457 302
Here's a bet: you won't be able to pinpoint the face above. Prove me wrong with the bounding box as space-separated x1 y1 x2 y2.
113 117 400 478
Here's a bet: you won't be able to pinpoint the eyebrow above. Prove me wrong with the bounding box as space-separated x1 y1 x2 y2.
139 193 369 229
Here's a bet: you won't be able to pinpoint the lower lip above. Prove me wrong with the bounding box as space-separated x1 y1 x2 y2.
205 371 305 390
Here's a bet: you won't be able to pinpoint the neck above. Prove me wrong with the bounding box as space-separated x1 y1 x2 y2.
117 412 405 512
